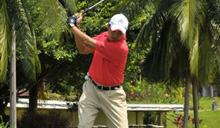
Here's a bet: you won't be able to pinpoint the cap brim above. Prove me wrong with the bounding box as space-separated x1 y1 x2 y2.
110 25 126 34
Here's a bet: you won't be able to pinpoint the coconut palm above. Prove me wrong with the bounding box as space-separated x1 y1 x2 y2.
0 0 76 126
170 1 219 127
118 0 220 127
25 0 76 116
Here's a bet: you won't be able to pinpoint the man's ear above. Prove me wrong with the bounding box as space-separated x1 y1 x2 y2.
107 24 111 29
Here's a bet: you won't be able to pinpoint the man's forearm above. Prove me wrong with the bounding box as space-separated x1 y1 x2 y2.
71 26 97 50
74 27 86 53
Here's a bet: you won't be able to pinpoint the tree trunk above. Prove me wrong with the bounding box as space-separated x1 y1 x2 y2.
28 85 38 116
192 77 199 128
10 24 17 128
182 74 191 128
27 84 38 128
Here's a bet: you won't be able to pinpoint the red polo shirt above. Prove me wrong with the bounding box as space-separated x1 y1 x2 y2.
88 31 129 86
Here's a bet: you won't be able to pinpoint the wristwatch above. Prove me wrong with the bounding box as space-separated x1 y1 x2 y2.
69 19 75 27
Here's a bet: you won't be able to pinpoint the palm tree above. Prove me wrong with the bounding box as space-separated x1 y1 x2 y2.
25 0 74 116
170 1 219 127
1 0 42 127
118 0 220 127
0 0 76 127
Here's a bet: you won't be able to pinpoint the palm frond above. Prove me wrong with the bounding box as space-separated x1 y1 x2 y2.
189 26 199 78
22 0 41 75
116 0 153 20
135 12 161 50
0 0 11 82
135 0 178 49
171 0 207 78
62 0 77 15
199 25 216 86
214 49 220 75
13 0 41 81
143 18 187 82
206 0 220 25
197 0 218 85
171 0 199 48
37 0 69 40
206 0 220 46
153 19 174 80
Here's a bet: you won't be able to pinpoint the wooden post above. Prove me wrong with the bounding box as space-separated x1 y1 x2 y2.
159 112 163 126
10 24 17 128
136 111 138 124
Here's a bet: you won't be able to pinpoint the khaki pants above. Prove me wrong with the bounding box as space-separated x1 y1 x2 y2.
78 80 128 128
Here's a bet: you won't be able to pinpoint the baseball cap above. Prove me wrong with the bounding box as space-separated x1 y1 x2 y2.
109 14 129 34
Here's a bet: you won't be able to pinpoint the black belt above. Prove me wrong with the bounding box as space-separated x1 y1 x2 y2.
88 76 121 91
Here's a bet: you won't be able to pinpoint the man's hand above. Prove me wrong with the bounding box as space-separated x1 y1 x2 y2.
74 12 83 28
67 12 83 28
67 16 77 27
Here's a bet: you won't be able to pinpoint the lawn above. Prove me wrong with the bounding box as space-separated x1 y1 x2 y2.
166 97 220 128
167 110 220 128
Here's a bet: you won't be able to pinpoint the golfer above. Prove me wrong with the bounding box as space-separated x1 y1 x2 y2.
67 12 129 128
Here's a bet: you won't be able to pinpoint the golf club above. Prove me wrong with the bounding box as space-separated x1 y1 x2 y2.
82 0 106 15
67 0 107 27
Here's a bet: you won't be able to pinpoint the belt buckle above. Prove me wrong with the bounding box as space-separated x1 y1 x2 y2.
100 85 103 90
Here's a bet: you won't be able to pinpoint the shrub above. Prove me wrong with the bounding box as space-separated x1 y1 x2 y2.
126 79 184 104
173 114 202 128
0 116 10 128
18 110 74 128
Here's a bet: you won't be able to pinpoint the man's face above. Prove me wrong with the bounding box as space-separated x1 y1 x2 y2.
107 24 124 41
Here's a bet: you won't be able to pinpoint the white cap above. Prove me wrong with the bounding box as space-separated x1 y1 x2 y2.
109 14 129 34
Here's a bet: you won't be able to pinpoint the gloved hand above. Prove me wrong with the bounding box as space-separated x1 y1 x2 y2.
67 16 77 27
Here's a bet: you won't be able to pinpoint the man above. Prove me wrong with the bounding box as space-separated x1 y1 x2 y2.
67 12 129 128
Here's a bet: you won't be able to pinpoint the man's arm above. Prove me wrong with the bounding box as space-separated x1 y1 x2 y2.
71 26 97 54
73 26 91 54
70 13 97 54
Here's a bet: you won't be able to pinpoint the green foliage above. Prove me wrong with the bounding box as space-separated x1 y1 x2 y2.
15 0 80 99
62 0 77 15
15 0 42 81
0 116 10 128
41 39 77 61
126 79 184 104
35 0 69 40
18 110 74 128
0 0 10 82
122 4 156 95
199 26 216 86
170 0 218 84
78 0 117 37
116 0 153 21
119 0 220 90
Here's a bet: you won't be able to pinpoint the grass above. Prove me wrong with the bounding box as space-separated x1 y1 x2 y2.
167 110 220 128
166 97 220 128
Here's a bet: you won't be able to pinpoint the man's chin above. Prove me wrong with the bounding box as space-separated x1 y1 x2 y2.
108 38 117 41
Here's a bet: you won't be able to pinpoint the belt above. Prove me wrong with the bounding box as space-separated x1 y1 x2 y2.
88 76 121 91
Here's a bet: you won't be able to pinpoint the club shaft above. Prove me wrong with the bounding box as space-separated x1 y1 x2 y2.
82 0 106 14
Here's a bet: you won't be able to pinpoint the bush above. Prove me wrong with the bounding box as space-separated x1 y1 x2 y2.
126 79 184 104
18 110 74 128
0 116 10 128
